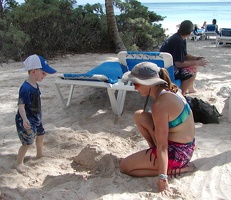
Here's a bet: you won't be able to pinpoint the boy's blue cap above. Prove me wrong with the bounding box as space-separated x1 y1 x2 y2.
21 54 56 74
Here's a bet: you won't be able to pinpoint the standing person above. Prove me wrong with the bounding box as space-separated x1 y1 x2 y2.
160 20 208 95
15 54 56 173
120 62 195 195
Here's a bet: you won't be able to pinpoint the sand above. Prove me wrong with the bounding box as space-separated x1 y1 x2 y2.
0 38 231 200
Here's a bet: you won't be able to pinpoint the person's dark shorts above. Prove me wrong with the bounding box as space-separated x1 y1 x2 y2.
175 67 196 80
15 114 45 145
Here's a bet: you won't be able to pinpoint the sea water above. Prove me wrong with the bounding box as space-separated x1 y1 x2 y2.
114 1 231 34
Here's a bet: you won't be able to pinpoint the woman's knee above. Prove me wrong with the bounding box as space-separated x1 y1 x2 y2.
119 158 129 174
134 109 147 124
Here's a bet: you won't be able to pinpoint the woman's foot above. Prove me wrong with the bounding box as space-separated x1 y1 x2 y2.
168 162 196 176
180 163 196 173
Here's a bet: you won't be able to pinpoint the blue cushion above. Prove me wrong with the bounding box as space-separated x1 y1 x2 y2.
126 59 164 71
124 51 177 85
221 28 231 37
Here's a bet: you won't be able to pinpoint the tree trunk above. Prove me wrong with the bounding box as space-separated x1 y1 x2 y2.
105 0 126 53
0 0 3 18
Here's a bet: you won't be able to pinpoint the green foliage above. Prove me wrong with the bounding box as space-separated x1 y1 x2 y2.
0 0 18 18
0 20 30 60
0 0 109 60
115 0 166 50
0 0 166 61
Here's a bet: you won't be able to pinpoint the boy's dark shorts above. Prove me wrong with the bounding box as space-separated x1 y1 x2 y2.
15 114 45 145
175 66 196 80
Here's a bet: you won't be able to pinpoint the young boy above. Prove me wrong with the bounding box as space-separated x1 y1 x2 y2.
15 54 56 173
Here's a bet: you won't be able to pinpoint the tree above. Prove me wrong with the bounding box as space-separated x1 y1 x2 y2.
0 0 18 18
105 0 126 53
115 0 166 50
0 0 166 61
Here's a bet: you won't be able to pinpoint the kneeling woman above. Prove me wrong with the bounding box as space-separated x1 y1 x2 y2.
120 62 195 193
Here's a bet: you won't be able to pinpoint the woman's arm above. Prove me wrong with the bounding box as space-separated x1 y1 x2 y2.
152 98 169 192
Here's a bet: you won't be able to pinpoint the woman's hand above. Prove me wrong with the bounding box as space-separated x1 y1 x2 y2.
158 180 172 197
158 179 168 192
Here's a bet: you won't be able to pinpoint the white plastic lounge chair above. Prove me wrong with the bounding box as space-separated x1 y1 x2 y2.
216 28 231 47
190 24 204 41
55 61 131 116
190 31 201 41
204 24 219 39
55 51 175 116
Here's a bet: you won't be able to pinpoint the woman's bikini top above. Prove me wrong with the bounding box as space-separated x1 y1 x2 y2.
169 102 191 128
159 91 191 128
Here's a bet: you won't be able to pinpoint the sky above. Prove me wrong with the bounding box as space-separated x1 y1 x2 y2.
15 0 225 5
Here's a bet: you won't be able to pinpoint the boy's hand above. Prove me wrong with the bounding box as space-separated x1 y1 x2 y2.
23 119 31 130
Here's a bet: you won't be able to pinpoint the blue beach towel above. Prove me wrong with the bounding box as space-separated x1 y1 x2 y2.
63 62 123 84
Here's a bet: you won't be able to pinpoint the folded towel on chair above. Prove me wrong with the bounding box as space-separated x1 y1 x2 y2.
63 73 109 81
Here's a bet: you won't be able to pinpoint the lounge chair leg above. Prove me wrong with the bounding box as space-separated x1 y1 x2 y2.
55 83 74 108
117 90 127 116
228 97 231 123
107 89 127 116
107 89 119 115
55 83 68 108
67 85 75 107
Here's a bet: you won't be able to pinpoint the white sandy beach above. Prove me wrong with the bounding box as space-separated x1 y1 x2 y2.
0 38 231 200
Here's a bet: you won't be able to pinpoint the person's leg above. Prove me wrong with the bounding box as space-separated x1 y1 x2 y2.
134 110 156 147
181 74 197 95
15 115 34 173
35 123 46 158
16 144 31 173
187 75 197 93
120 149 159 177
36 135 44 158
16 145 30 164
120 149 194 177
176 67 198 95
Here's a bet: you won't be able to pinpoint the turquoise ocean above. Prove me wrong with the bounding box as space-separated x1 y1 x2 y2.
114 1 231 34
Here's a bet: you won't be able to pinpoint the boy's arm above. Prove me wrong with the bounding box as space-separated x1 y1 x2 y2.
18 104 31 130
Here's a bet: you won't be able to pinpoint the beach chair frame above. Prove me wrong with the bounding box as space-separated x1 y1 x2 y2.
55 52 175 116
216 28 231 47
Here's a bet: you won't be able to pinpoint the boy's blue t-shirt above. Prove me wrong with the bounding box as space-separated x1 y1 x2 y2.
159 33 187 66
17 81 42 126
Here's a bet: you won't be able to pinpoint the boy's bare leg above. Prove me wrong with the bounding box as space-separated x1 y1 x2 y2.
16 145 30 173
36 135 44 158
